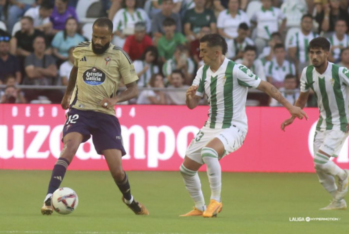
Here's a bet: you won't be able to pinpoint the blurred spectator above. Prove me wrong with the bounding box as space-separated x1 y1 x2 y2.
0 0 9 26
258 32 282 65
152 0 182 41
190 26 210 65
251 0 286 55
203 0 225 17
134 46 160 88
0 33 21 84
49 0 78 34
0 84 26 103
217 0 250 40
328 19 348 63
123 22 153 61
151 0 182 15
269 74 299 106
106 0 121 20
23 36 62 103
157 17 186 61
280 0 308 28
338 47 349 68
265 43 296 88
226 23 254 61
137 73 167 104
51 17 84 64
235 45 266 81
183 0 216 42
7 0 35 33
315 0 349 35
163 44 194 85
112 0 150 48
166 70 188 105
59 46 73 86
288 14 318 74
24 1 53 32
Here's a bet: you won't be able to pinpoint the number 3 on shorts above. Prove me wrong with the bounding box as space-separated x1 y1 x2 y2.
66 114 79 125
195 130 204 142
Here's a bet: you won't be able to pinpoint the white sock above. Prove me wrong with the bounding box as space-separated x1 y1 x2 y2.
201 147 222 202
314 153 346 180
180 164 206 211
124 195 134 204
44 193 52 202
315 167 337 198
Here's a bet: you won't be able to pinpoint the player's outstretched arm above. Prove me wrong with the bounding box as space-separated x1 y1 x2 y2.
186 86 201 109
61 66 78 110
101 81 138 108
257 80 308 120
280 91 309 131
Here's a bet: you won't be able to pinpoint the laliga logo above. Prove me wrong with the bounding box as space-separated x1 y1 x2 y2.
308 122 349 163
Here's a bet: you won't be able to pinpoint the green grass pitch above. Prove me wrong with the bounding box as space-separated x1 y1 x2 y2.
0 170 348 234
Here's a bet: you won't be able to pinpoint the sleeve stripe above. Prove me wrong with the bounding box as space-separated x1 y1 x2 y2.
113 46 132 64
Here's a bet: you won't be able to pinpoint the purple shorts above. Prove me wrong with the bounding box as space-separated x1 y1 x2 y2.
62 108 126 155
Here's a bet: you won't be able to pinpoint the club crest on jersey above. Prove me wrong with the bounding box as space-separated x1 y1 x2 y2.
105 56 111 65
83 67 106 86
331 78 335 86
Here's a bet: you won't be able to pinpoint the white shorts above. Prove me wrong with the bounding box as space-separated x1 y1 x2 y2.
314 130 349 157
186 125 246 164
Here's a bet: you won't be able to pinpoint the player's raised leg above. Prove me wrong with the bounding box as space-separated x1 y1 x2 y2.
201 138 224 218
179 157 206 217
41 132 83 215
103 149 149 215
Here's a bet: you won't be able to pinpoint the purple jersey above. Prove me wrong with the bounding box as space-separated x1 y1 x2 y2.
50 6 78 30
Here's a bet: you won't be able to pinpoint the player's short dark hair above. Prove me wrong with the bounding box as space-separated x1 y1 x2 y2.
301 13 313 21
273 43 285 51
238 23 249 31
285 74 296 80
271 32 282 39
200 34 228 55
21 16 33 24
244 45 257 53
340 47 349 57
309 37 330 51
163 17 176 27
171 69 184 78
93 18 113 33
40 1 54 10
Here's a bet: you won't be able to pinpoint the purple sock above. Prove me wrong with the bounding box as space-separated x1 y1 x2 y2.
47 158 70 195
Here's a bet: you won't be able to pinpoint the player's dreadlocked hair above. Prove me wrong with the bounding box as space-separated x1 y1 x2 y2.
200 34 228 55
93 18 113 33
309 37 330 51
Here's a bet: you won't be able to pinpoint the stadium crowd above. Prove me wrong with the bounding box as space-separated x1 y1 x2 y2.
0 0 349 106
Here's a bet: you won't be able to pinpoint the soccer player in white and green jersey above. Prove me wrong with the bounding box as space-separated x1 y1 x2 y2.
282 37 349 210
179 34 307 218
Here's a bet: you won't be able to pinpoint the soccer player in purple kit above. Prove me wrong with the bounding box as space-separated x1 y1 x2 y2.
41 18 149 216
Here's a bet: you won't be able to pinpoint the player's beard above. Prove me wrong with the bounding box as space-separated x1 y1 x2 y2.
92 41 110 55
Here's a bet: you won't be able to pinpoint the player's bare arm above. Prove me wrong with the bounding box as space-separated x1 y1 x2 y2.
257 80 308 120
100 81 138 108
186 85 200 109
281 91 309 131
61 66 78 110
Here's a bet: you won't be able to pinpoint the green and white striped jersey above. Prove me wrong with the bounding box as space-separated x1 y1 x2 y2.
329 34 349 61
112 8 151 33
288 30 319 64
300 62 349 132
265 59 296 83
162 58 195 77
193 58 261 131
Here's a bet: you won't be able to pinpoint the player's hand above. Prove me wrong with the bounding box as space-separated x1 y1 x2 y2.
100 98 115 108
288 106 308 120
186 86 198 98
61 95 71 110
281 116 295 131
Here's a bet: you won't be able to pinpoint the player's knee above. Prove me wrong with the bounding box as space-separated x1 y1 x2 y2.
313 151 330 169
201 147 218 162
111 169 125 182
61 141 80 159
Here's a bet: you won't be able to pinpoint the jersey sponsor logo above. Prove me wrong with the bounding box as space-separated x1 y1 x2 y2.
331 78 335 86
83 67 106 86
80 56 87 62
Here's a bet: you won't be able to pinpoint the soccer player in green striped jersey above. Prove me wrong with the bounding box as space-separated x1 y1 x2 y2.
282 37 349 210
179 34 307 218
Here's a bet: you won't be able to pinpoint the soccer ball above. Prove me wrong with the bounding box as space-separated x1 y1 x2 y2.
52 187 79 215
